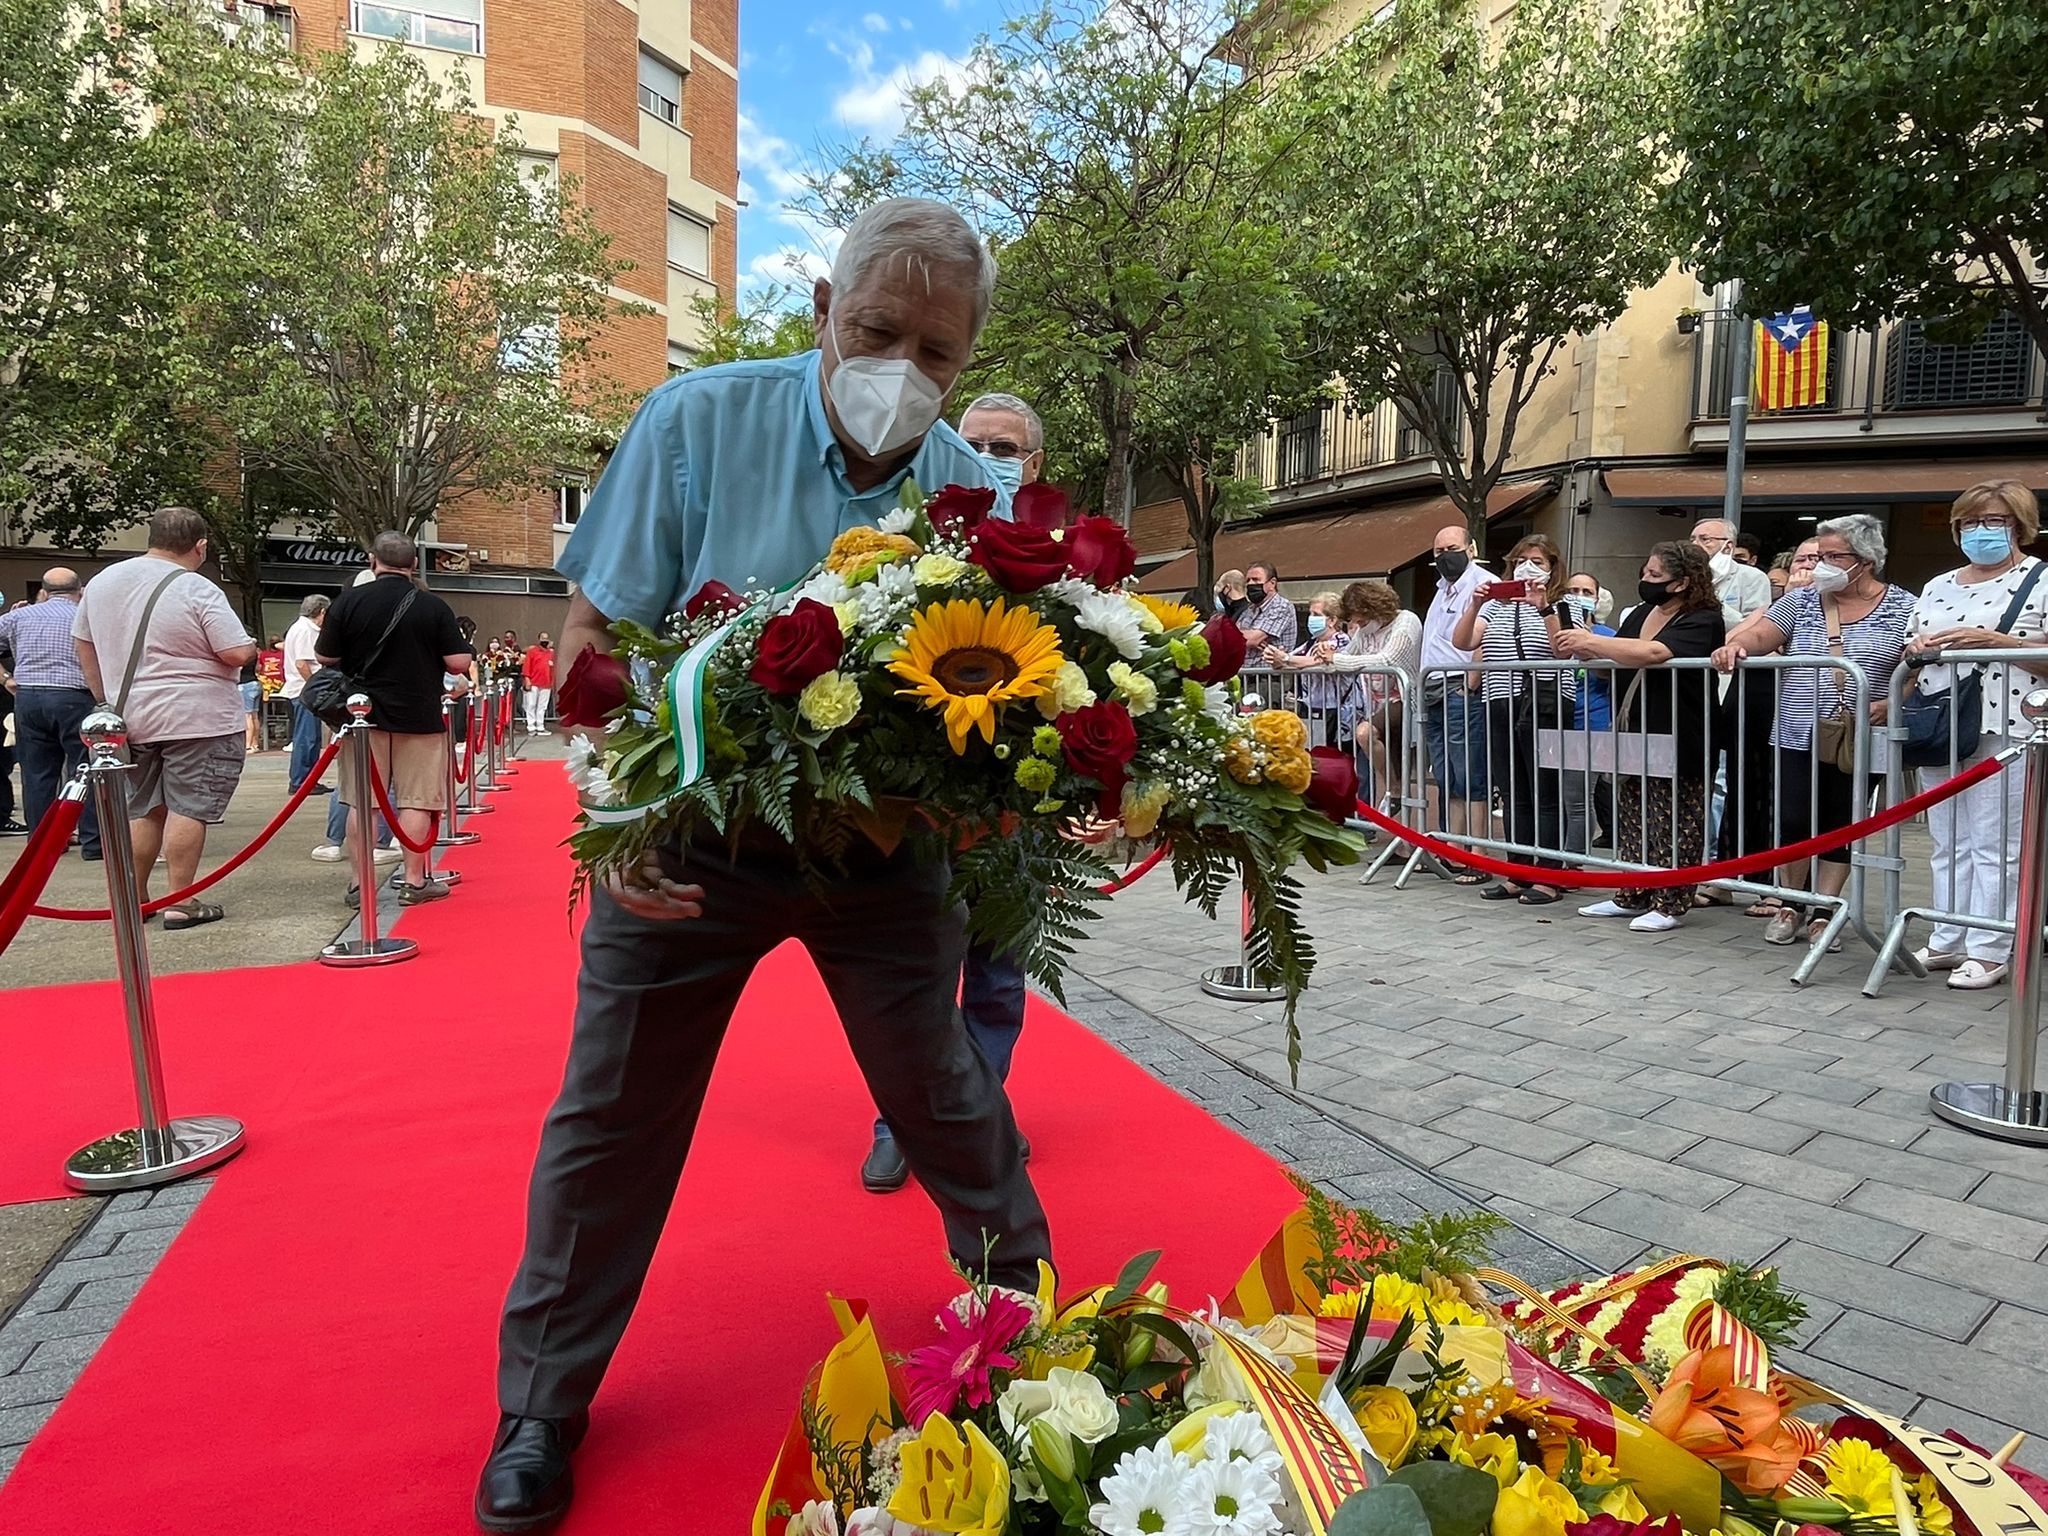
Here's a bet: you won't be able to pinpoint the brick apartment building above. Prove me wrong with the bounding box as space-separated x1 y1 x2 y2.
0 0 740 642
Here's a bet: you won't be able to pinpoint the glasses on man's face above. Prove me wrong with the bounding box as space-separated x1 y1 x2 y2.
965 437 1030 460
1958 516 2016 532
1692 533 1728 547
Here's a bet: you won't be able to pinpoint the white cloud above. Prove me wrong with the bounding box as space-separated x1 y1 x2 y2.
861 12 891 31
831 46 974 135
749 245 834 290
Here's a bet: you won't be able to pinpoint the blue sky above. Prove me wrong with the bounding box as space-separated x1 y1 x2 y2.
735 0 989 303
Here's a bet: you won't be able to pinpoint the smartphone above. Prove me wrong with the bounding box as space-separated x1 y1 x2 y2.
1480 579 1530 602
1553 603 1580 630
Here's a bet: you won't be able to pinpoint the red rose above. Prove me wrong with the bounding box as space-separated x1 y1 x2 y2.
1064 514 1136 588
684 579 745 620
1012 482 1071 531
1568 1518 1684 1536
970 517 1070 592
1184 613 1246 683
1057 699 1139 814
555 644 631 727
748 598 844 696
929 484 998 537
1305 746 1360 823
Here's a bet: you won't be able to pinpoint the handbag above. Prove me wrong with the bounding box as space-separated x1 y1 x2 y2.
1898 559 2047 769
302 586 418 729
1812 594 1863 775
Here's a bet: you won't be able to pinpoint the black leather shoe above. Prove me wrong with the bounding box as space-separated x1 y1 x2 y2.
1021 1136 1032 1164
861 1134 909 1193
475 1410 588 1533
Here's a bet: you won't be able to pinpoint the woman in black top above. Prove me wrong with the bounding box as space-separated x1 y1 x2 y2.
1552 541 1726 930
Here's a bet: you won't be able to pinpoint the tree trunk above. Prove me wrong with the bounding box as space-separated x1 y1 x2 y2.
1101 355 1141 529
1179 464 1218 612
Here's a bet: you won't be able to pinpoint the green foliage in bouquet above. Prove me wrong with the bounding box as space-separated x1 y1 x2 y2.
563 479 1367 1069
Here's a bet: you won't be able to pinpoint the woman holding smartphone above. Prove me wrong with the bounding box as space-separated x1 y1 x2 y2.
1452 534 1572 905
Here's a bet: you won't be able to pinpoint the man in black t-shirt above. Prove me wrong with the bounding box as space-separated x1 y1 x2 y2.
316 531 474 905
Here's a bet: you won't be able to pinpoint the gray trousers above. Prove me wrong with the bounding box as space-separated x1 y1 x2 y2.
496 834 1051 1419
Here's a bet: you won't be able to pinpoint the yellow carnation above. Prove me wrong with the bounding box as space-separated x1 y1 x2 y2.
1222 736 1261 784
914 552 969 587
826 526 920 574
1106 661 1159 717
1351 1385 1418 1468
1036 660 1096 720
1250 709 1308 751
1495 1464 1586 1536
797 670 862 732
1120 781 1171 839
1265 744 1313 794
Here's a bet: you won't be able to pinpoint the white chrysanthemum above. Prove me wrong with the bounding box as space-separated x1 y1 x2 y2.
795 569 852 609
1091 1445 1195 1536
1043 575 1097 607
1202 686 1234 726
1202 1413 1283 1479
1178 1456 1285 1536
1074 590 1146 659
878 508 918 535
564 733 599 776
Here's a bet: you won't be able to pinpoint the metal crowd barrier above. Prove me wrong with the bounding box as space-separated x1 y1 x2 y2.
1248 652 1889 985
1864 645 2048 996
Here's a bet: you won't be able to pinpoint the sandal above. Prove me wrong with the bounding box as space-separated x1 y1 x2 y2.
160 900 225 931
1745 898 1786 918
1479 883 1528 901
1518 888 1563 906
1451 870 1491 886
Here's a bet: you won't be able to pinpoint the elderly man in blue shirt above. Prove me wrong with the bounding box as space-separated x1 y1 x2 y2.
478 198 1050 1534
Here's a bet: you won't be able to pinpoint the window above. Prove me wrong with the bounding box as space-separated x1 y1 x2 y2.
554 484 586 530
516 153 557 215
667 341 697 376
638 51 683 127
499 317 559 374
667 207 712 276
351 0 483 53
1275 405 1325 486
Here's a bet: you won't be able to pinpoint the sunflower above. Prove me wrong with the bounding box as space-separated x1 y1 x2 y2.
1133 593 1201 631
889 598 1065 753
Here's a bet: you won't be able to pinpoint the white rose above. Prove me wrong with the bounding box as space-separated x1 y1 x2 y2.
1042 1365 1119 1444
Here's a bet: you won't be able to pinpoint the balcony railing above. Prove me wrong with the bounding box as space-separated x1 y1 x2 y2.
1689 308 2046 429
1238 393 1461 496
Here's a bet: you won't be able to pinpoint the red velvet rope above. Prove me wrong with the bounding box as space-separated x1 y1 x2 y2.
0 798 86 955
367 752 442 853
1096 841 1170 895
1350 750 2008 890
495 693 510 744
29 736 346 921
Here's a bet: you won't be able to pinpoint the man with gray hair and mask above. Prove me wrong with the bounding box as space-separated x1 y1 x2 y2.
858 387 1045 1195
475 197 1048 1532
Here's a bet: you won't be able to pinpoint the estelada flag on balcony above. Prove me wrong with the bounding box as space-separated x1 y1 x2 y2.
1753 306 1829 410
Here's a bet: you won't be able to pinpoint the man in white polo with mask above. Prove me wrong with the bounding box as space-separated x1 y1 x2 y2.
478 198 1049 1533
1692 517 1773 628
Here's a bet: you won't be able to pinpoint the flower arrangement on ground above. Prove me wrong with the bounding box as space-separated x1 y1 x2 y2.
756 1183 2048 1536
564 480 1366 1060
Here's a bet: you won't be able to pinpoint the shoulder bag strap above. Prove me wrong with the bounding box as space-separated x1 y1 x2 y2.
1994 559 2048 635
355 585 420 678
111 567 197 714
1819 593 1850 713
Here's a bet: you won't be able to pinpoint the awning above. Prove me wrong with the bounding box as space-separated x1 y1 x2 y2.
1604 456 2048 507
1137 479 1557 594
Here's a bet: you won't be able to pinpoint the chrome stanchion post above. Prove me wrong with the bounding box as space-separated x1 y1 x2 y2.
320 695 419 968
436 696 480 848
1932 688 2048 1143
458 688 493 816
1200 875 1287 1002
497 677 520 776
478 680 508 794
65 708 246 1190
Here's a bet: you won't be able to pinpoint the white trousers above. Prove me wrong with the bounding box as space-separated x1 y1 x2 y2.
1920 744 2026 964
522 686 551 733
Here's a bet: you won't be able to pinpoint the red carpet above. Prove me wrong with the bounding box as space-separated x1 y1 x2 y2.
0 766 1298 1533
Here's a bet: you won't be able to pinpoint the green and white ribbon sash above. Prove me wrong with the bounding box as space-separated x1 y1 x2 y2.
579 605 751 827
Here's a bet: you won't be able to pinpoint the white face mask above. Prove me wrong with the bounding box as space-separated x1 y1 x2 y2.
824 326 946 459
1809 560 1851 594
1708 550 1734 578
1514 561 1548 584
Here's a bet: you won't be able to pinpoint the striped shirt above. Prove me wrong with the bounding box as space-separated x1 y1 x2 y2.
1477 600 1575 703
1764 584 1916 750
0 596 91 691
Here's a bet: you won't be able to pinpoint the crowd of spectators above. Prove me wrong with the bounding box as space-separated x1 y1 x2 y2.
1225 478 2048 989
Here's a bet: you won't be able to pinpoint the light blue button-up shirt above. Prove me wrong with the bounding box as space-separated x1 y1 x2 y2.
559 350 1003 625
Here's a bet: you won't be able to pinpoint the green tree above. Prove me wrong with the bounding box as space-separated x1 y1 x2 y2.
811 0 1320 528
147 20 640 547
0 0 208 534
1669 0 2047 351
1278 0 1679 538
685 287 818 366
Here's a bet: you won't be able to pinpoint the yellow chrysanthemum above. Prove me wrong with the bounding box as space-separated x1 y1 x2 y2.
1915 1474 1956 1536
1134 594 1200 632
1316 1274 1489 1331
1251 709 1309 751
1222 736 1262 784
1266 744 1314 794
889 598 1065 754
1825 1440 1903 1515
827 526 921 574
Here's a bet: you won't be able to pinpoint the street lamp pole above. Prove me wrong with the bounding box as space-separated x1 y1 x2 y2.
1722 278 1751 537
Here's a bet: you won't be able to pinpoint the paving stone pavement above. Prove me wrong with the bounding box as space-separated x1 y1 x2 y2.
0 1183 209 1485
1071 857 2048 1445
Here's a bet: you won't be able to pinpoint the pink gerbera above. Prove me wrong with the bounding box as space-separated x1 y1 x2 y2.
902 1291 1034 1426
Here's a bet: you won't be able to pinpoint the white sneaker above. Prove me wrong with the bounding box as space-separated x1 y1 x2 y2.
1629 911 1682 933
1579 899 1647 918
309 843 345 863
373 845 403 866
1914 947 1965 972
1949 960 2009 990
